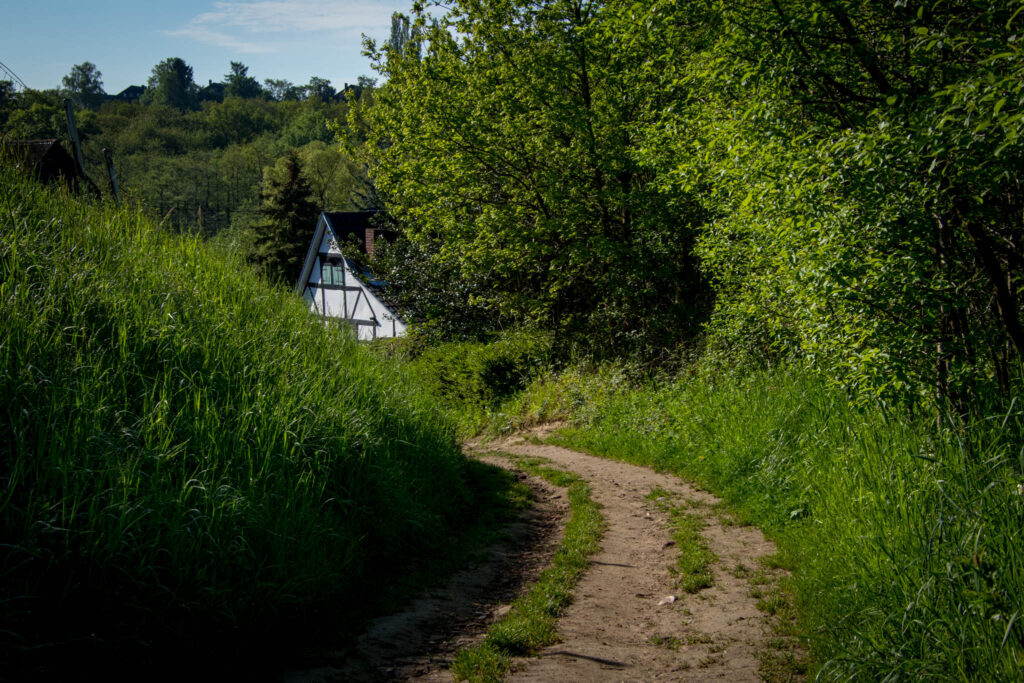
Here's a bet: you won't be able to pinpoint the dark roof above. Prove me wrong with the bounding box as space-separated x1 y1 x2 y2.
323 211 399 254
3 140 81 189
321 211 407 322
112 85 146 102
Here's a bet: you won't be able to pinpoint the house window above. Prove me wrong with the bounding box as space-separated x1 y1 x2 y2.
319 262 347 286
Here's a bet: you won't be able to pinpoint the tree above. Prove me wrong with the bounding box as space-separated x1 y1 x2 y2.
61 62 105 109
362 0 710 356
296 141 361 209
389 12 421 61
224 61 263 99
0 80 17 127
143 58 198 111
264 78 301 101
304 77 336 103
611 0 1024 408
252 151 318 284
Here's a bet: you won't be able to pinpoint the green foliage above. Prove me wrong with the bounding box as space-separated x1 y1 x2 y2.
61 61 105 110
305 76 337 103
648 493 716 594
0 168 473 673
252 150 319 284
223 61 263 100
143 57 198 111
264 78 303 102
360 0 1024 406
369 231 508 343
409 330 554 430
363 0 711 355
2 59 371 240
613 0 1024 408
523 362 1024 679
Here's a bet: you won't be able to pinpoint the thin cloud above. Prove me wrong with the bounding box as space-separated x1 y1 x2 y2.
170 0 406 51
167 24 280 53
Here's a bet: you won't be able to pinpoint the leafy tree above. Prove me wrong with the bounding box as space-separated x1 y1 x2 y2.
143 58 198 111
304 76 336 103
4 89 82 143
611 0 1024 408
389 12 421 61
224 61 263 100
264 78 301 101
0 80 18 127
204 96 279 146
363 0 710 356
296 141 356 208
61 62 105 109
252 151 318 284
280 102 336 147
371 232 509 342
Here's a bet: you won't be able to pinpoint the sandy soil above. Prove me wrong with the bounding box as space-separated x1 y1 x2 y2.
284 428 785 681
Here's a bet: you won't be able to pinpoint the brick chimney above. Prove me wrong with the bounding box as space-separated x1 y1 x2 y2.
365 228 375 257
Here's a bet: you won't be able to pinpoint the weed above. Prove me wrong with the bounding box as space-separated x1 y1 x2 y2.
650 634 683 650
651 490 716 594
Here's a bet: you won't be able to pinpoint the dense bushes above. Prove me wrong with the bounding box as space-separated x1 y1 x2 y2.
0 168 472 672
404 329 553 434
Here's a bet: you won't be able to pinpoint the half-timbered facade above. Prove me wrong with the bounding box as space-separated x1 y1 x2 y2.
295 211 407 340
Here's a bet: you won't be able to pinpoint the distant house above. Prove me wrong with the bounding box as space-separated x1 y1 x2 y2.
295 211 407 340
198 80 225 103
112 85 146 102
3 139 84 191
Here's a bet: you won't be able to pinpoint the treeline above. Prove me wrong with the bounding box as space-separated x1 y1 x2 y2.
365 0 1024 412
1 58 376 240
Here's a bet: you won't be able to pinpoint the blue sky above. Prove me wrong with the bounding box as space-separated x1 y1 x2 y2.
0 0 409 94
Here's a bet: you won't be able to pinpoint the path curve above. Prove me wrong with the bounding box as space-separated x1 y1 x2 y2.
483 434 781 681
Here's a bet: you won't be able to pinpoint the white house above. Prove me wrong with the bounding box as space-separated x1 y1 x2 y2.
295 211 407 340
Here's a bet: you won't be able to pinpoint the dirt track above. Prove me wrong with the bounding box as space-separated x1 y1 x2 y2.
485 434 780 681
285 429 785 681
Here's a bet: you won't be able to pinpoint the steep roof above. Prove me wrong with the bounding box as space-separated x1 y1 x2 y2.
295 211 408 325
3 139 82 190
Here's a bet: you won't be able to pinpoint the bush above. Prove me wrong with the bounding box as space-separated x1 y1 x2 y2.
412 329 553 407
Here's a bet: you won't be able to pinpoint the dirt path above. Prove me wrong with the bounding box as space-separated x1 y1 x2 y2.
480 433 782 682
283 471 568 683
285 430 785 681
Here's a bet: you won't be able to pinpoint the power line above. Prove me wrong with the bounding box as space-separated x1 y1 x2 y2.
0 60 29 91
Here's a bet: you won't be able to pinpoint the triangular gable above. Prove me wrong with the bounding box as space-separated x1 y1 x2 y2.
295 211 407 340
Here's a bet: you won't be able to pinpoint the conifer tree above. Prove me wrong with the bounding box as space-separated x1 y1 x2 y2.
253 151 318 285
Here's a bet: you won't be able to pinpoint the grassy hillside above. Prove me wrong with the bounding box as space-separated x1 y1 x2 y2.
501 363 1024 679
0 167 474 675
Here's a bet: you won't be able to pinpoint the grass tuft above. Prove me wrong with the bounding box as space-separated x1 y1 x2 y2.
648 490 716 593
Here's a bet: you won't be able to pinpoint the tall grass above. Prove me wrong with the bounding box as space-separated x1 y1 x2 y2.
0 167 473 673
512 363 1024 679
